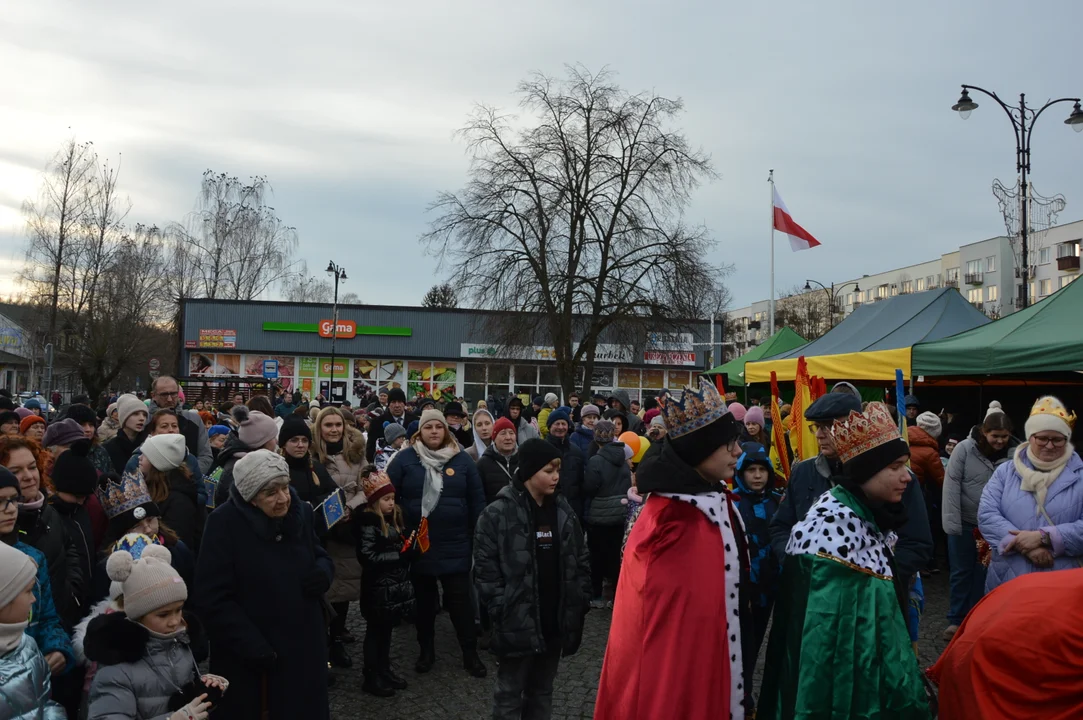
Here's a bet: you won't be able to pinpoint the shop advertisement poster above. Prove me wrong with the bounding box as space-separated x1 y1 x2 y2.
198 329 236 348
299 357 319 377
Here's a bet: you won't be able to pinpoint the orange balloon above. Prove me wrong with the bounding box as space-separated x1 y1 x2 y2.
619 431 641 456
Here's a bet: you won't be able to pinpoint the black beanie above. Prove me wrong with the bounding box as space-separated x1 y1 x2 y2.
0 411 19 429
387 388 407 404
0 467 18 494
278 416 312 447
669 413 743 468
516 438 562 483
842 437 910 486
52 439 99 496
64 403 98 426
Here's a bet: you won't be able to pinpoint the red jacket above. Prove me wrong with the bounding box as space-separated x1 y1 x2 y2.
907 426 944 488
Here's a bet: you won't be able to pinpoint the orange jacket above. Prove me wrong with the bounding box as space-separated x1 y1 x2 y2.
907 426 945 487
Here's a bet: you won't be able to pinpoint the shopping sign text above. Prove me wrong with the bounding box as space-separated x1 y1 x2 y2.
319 320 357 339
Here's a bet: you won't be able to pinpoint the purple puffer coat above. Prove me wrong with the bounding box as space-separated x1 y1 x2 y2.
978 447 1083 593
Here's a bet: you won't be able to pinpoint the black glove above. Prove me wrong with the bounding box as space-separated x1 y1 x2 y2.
301 567 331 597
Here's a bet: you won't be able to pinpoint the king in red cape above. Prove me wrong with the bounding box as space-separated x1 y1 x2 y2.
594 378 754 719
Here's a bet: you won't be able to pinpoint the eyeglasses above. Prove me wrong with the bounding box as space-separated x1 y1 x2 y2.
155 391 179 399
1033 435 1068 448
0 497 19 511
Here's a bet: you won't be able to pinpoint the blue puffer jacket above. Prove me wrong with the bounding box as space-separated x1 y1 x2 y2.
0 635 65 719
14 542 75 673
569 425 595 456
387 444 485 576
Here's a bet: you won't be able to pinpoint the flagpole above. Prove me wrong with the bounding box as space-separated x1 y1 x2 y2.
769 169 775 336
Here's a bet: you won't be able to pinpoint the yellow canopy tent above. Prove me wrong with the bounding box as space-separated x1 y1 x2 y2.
745 288 990 383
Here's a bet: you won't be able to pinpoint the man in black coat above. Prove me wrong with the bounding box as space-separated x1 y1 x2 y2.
545 409 585 519
477 417 519 505
767 389 933 591
365 388 417 462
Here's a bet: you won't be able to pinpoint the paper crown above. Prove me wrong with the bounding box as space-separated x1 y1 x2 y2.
831 402 901 465
98 470 154 520
362 471 394 503
1030 396 1077 429
111 532 160 559
659 377 729 439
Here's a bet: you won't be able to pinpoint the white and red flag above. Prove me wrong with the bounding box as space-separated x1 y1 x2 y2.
772 185 822 252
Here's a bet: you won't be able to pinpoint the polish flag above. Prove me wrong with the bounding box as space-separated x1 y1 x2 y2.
772 185 822 252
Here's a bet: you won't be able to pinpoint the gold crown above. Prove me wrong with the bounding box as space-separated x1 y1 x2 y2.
362 471 392 499
98 470 154 520
659 377 729 439
831 402 901 465
1030 396 1077 429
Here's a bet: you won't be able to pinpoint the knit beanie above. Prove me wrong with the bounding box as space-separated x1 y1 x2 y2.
233 449 291 502
116 394 147 430
744 406 765 428
278 416 311 447
728 403 747 422
141 434 186 472
650 414 666 429
208 425 231 438
0 468 17 494
0 411 18 429
916 412 942 439
383 423 406 445
492 417 516 438
64 404 98 427
904 394 920 408
362 471 394 504
52 439 99 496
544 393 558 406
985 401 1005 419
106 402 118 418
546 408 571 429
19 415 44 435
1024 396 1076 440
405 421 419 439
0 541 37 611
594 420 616 444
580 404 601 419
107 544 187 619
22 399 40 412
418 408 448 431
42 419 85 448
517 438 562 483
232 406 278 450
387 388 407 404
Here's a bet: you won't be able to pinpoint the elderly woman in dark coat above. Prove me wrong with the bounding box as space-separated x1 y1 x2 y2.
193 449 334 720
387 408 486 678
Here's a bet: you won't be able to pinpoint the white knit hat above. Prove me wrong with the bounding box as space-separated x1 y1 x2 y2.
915 412 942 439
0 542 37 610
116 393 147 430
141 434 186 472
233 449 290 502
985 401 1005 420
1024 396 1076 440
107 544 187 619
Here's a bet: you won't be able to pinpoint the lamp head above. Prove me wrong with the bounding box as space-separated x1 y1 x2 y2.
1065 101 1083 133
952 88 978 120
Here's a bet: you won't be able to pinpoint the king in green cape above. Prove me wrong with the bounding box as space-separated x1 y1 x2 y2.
758 402 931 720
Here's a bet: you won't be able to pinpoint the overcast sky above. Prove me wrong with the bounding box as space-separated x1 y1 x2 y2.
3 0 1082 310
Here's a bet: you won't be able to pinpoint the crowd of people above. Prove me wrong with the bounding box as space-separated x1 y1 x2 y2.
0 374 1080 719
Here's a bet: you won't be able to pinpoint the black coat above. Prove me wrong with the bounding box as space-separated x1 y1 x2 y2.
353 512 415 625
284 454 338 507
193 485 333 720
46 496 95 617
583 442 632 526
476 444 517 505
17 502 81 630
365 410 419 462
547 434 585 519
387 445 485 576
103 431 140 475
211 433 253 507
159 469 205 556
474 481 591 658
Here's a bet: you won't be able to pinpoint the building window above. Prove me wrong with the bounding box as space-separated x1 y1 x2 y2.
1040 279 1053 296
967 288 982 303
900 280 913 294
1057 241 1081 258
985 256 996 272
1030 282 1037 302
987 285 998 302
846 292 854 305
966 259 982 275
916 277 926 292
890 284 898 296
947 268 960 284
1061 274 1077 288
877 285 888 299
1039 247 1052 265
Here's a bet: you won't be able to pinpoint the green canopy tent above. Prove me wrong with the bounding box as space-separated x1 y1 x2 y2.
912 277 1083 376
707 327 807 387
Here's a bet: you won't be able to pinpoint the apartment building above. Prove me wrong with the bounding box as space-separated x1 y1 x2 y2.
724 218 1083 360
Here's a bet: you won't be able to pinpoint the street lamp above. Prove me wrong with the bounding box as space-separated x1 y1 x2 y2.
804 279 860 329
950 84 1083 309
326 260 348 404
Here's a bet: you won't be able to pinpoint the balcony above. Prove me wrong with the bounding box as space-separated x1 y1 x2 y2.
971 301 984 311
944 278 959 288
747 320 761 330
964 273 984 285
1058 255 1080 272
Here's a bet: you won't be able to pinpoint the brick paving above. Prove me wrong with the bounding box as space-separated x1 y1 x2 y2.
329 567 951 719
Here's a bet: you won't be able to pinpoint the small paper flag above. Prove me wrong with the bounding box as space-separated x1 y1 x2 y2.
320 489 347 529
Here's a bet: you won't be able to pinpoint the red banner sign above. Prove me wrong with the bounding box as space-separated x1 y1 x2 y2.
319 319 357 339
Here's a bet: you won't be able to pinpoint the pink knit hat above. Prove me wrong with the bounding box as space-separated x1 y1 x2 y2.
728 402 747 422
231 405 278 450
744 406 765 427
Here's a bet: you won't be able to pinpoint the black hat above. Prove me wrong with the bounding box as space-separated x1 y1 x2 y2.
0 467 18 495
0 397 13 411
532 396 544 407
443 401 466 418
64 403 98 426
418 397 437 410
52 439 99 496
517 438 562 483
387 388 407 404
278 416 311 447
804 393 862 422
0 411 18 429
507 397 524 409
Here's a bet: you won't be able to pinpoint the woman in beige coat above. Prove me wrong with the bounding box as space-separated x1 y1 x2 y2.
311 406 367 668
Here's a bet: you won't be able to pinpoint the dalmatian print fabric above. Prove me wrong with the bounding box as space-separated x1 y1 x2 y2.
785 489 898 577
657 491 746 720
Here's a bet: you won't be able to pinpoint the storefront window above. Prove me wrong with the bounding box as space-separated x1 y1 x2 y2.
464 363 486 383
538 365 560 386
513 365 538 388
643 369 665 389
617 368 641 389
488 364 510 384
667 370 693 389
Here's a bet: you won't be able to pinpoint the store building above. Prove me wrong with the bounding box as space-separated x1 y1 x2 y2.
179 299 717 406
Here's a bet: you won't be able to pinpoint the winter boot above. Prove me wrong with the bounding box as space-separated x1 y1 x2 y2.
329 640 353 669
415 642 436 674
463 649 488 678
362 669 395 697
382 666 408 690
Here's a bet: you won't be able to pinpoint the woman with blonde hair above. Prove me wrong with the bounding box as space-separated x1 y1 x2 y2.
311 405 366 668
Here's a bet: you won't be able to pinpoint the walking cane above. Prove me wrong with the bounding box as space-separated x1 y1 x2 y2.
260 672 271 720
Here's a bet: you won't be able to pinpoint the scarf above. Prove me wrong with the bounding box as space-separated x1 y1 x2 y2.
0 621 28 656
472 410 494 459
18 492 44 512
1014 443 1074 517
325 439 344 456
414 441 460 519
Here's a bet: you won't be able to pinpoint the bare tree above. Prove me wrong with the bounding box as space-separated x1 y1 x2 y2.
423 66 731 395
282 262 334 303
776 285 832 340
422 283 458 308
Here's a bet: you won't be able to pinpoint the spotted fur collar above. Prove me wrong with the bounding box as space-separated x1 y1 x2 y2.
785 487 897 578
